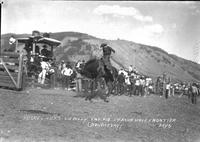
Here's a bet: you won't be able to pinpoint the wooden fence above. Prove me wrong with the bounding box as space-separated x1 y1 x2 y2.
0 52 25 90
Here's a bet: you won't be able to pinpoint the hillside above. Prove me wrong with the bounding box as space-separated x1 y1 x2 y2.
1 32 200 82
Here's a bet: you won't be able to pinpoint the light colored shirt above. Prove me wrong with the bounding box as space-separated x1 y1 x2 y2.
58 63 66 71
128 66 133 72
125 77 131 85
135 79 140 86
166 84 170 90
61 67 73 76
140 79 145 86
76 61 82 68
41 61 49 69
9 37 16 45
118 70 128 77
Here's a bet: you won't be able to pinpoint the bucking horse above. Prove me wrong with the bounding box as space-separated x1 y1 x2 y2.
78 58 118 102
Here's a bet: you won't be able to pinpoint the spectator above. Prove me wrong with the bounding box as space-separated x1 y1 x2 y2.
76 60 82 70
117 72 125 95
38 58 49 85
35 45 40 55
9 35 16 45
139 76 145 96
48 59 57 89
76 71 83 92
133 67 138 74
61 64 73 90
165 83 170 99
135 76 140 96
58 60 66 71
128 65 133 73
7 35 16 52
41 45 51 60
125 75 132 96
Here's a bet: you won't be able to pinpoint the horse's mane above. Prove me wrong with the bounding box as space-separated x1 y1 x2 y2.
85 58 97 67
82 58 118 82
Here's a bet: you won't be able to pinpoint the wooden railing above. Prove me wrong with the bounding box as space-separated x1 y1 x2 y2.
0 52 25 90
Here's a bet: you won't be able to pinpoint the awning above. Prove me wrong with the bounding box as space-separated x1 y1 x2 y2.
37 37 61 46
16 36 61 47
16 38 31 43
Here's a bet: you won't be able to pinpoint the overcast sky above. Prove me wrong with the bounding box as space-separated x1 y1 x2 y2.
2 0 200 63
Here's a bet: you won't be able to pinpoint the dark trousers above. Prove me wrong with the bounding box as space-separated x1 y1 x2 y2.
117 83 124 95
135 85 140 96
50 73 56 88
62 76 70 89
139 85 144 96
191 93 197 104
76 78 82 92
165 89 169 99
127 84 133 96
131 84 135 96
82 79 90 92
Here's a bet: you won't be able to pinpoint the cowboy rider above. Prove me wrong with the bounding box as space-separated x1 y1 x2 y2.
100 43 115 72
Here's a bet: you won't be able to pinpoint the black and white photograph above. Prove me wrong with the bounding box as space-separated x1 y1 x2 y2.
1 0 200 142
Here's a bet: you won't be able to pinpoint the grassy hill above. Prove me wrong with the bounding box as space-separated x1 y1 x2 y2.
1 31 200 82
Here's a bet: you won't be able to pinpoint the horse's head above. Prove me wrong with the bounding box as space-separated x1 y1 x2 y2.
79 58 118 85
80 58 100 79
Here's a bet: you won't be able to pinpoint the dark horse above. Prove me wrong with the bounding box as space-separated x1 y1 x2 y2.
79 58 118 102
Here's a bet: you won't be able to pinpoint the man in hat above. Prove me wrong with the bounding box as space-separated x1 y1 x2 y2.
6 35 16 52
58 60 66 71
41 45 49 57
100 43 115 72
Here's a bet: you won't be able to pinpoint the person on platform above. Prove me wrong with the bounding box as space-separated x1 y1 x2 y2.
41 45 50 59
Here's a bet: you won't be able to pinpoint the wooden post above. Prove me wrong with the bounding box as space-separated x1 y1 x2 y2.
15 40 18 52
31 75 35 88
17 53 23 89
32 42 35 55
51 46 53 57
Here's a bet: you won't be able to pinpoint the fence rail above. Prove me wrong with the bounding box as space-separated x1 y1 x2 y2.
0 52 25 90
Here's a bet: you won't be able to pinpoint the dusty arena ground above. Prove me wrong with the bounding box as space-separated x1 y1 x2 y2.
0 87 200 142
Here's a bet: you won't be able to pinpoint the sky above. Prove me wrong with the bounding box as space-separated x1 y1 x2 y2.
1 0 200 63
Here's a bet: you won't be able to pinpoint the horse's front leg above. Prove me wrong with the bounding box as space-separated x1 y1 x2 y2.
86 80 96 102
96 80 101 90
106 81 113 96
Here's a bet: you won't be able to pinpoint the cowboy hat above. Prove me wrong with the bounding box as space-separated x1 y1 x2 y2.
100 43 107 47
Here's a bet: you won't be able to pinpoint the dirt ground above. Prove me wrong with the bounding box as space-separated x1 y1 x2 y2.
0 87 200 142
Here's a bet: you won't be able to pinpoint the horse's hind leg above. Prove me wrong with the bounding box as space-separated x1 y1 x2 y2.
86 80 96 101
194 93 197 104
98 92 109 102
